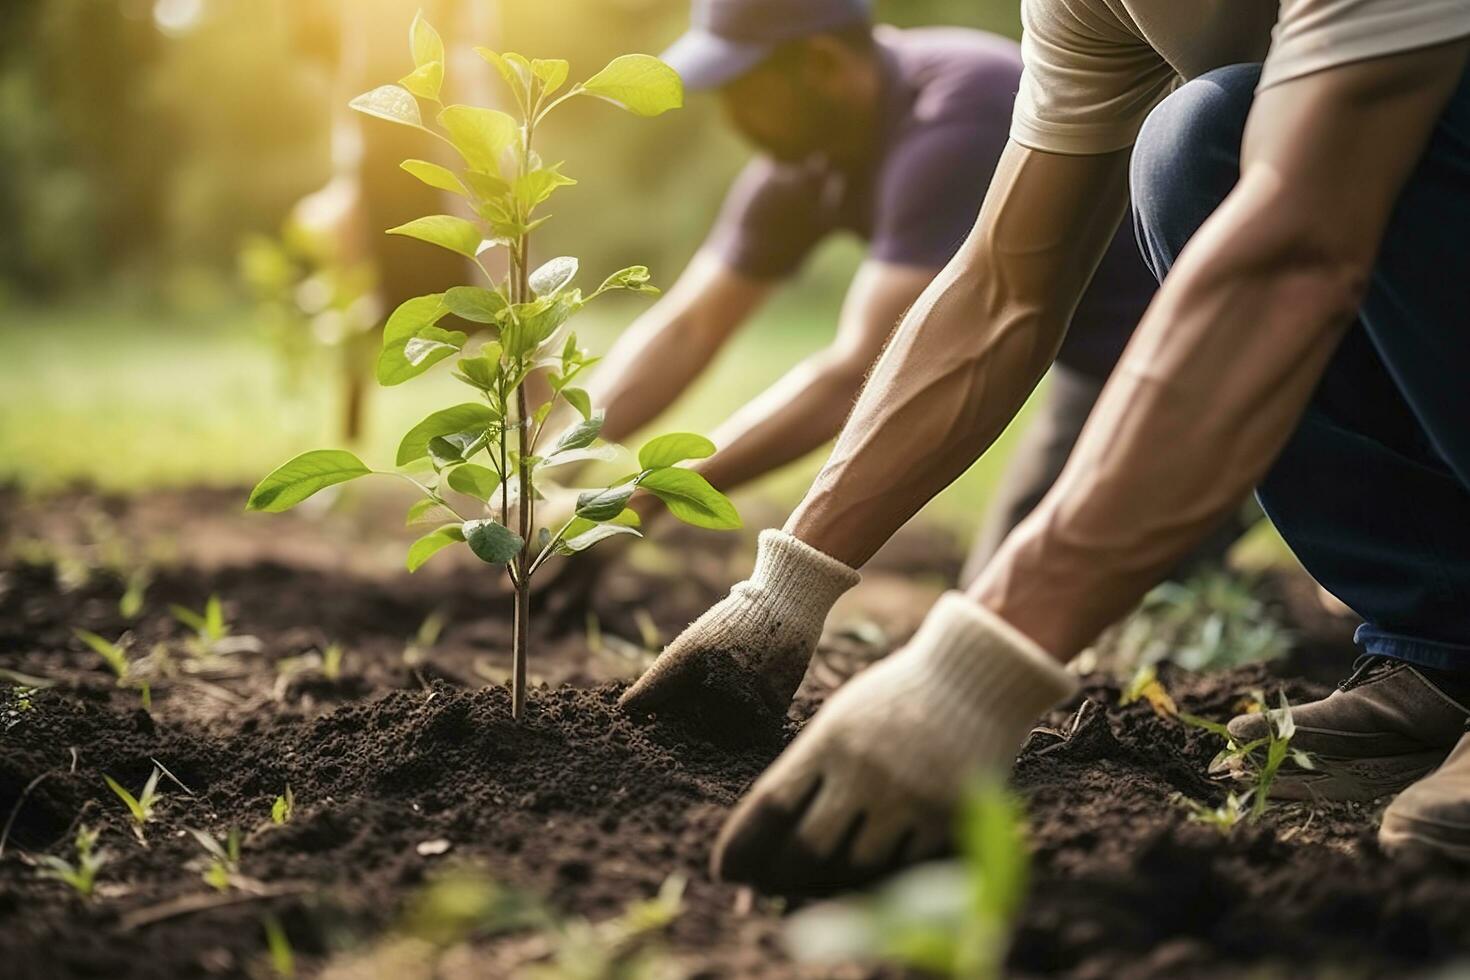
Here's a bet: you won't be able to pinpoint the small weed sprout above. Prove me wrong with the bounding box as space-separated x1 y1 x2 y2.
3 685 37 733
1178 690 1312 825
785 782 1029 979
104 765 163 842
321 643 344 681
189 826 242 892
171 595 228 656
261 913 296 978
74 629 151 710
247 13 740 719
271 786 295 825
119 567 152 620
403 609 448 667
36 824 109 899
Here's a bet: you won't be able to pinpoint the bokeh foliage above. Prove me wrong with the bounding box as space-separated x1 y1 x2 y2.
0 0 1019 303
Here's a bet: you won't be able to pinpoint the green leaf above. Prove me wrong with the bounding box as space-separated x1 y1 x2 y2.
596 265 659 295
407 524 465 572
401 160 466 196
462 171 513 203
637 467 740 529
532 58 570 97
501 293 581 358
562 386 592 420
639 433 715 469
247 450 372 512
515 167 577 212
400 61 444 101
575 484 637 522
103 775 145 823
560 522 641 554
349 85 425 129
579 54 684 117
379 294 467 386
75 629 128 681
455 344 504 390
447 464 501 502
443 286 508 323
463 519 524 565
387 215 485 260
398 404 498 466
438 105 519 176
475 48 532 106
383 324 465 386
548 411 604 456
406 498 448 526
410 10 445 68
530 256 579 298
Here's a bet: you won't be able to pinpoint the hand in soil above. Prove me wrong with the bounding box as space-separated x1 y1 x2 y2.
618 530 859 735
713 593 1077 894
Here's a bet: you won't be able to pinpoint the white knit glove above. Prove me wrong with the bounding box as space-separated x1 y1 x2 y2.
712 592 1078 893
618 530 860 729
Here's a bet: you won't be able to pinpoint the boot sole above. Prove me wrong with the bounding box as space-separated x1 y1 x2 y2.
1219 748 1448 802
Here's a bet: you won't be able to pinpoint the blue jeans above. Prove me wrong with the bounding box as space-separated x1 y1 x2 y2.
1130 62 1470 673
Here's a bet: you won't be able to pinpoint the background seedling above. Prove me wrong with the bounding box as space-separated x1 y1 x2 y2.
104 765 163 842
74 628 151 710
189 826 242 891
785 781 1030 979
1098 570 1293 677
403 609 448 668
261 913 296 979
35 824 109 900
271 786 295 826
247 14 740 719
171 594 262 660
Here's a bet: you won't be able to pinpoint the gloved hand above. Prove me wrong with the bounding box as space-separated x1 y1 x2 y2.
618 530 861 730
712 592 1078 893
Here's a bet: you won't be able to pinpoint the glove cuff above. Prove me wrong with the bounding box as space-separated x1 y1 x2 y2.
903 592 1079 732
740 529 861 634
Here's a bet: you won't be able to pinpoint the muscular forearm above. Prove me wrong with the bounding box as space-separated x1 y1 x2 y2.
974 203 1354 657
785 146 1133 568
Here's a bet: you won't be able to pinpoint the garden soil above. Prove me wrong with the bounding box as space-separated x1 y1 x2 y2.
3 486 1470 979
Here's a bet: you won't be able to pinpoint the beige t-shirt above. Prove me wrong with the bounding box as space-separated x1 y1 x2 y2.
1012 0 1470 155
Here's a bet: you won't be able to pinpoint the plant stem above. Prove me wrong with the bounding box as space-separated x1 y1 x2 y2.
508 106 539 721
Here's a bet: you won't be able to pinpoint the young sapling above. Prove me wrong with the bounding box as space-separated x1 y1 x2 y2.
248 13 740 719
36 824 109 900
104 765 163 842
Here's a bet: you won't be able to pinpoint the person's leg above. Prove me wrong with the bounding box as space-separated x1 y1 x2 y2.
1130 63 1470 801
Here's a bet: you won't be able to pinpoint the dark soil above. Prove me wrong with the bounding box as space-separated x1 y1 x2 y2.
4 485 1470 978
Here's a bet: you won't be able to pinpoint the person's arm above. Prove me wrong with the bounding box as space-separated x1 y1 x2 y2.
687 260 934 495
786 141 1133 566
620 144 1131 719
589 250 773 444
974 40 1470 658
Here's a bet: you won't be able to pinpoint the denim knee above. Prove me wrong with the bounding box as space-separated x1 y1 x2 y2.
1131 64 1261 278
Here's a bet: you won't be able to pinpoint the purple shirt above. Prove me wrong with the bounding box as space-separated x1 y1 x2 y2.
707 26 1156 378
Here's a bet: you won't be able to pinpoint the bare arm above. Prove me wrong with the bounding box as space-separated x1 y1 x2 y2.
786 144 1134 566
974 41 1470 658
690 261 935 494
591 250 773 444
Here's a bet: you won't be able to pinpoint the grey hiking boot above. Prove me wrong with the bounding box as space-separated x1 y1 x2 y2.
1222 657 1470 801
1380 730 1470 862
